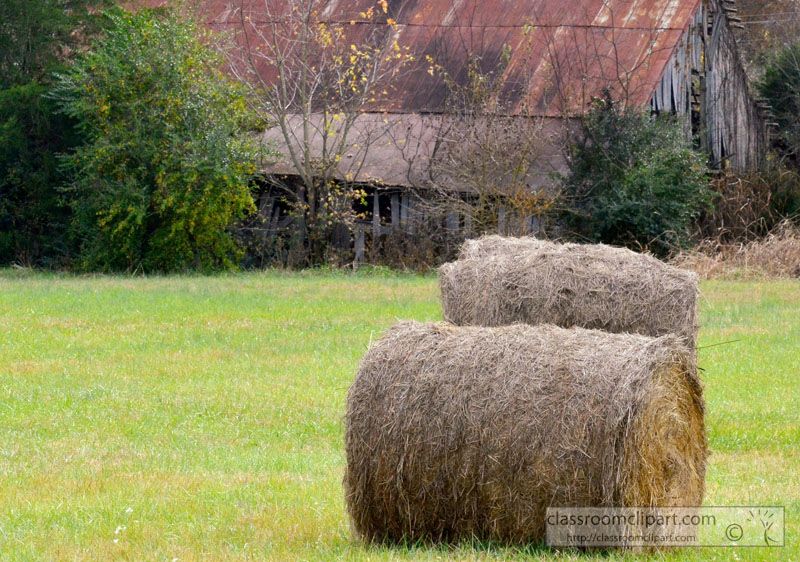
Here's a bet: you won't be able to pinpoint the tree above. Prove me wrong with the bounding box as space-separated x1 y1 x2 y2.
735 0 800 72
422 50 557 236
225 0 415 264
0 0 112 88
52 7 262 272
561 92 712 256
0 0 111 266
759 42 800 164
0 83 79 265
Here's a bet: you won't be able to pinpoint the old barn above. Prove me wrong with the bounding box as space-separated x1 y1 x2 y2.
193 0 769 253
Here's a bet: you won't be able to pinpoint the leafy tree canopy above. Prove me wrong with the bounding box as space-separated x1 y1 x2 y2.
51 7 264 272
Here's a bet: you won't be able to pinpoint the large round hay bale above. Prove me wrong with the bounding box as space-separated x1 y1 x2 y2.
344 321 706 544
441 238 699 348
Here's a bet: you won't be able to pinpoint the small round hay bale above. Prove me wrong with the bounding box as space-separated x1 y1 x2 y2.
441 239 699 348
344 321 706 544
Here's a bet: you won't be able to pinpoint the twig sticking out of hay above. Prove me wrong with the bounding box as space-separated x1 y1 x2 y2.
345 321 706 544
441 237 699 349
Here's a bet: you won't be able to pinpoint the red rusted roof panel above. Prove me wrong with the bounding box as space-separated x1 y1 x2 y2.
197 0 701 28
142 0 702 116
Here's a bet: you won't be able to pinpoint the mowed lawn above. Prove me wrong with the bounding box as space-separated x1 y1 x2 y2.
0 269 797 561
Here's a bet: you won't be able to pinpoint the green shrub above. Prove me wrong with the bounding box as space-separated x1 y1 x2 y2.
52 7 261 272
561 93 712 256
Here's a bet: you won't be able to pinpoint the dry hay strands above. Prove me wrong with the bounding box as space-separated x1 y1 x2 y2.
673 221 800 280
458 234 550 260
344 321 707 545
441 237 699 349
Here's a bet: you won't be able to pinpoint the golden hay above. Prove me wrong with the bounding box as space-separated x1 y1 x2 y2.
441 237 699 349
344 321 707 544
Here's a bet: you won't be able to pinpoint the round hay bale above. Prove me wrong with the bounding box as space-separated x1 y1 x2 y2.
344 321 706 544
441 239 699 348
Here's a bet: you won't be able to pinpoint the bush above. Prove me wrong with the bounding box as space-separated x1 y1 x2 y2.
52 7 261 272
561 93 712 256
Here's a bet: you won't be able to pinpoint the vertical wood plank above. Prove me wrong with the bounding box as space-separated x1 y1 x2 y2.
372 191 380 254
391 192 400 231
355 226 365 265
446 213 459 233
406 196 416 234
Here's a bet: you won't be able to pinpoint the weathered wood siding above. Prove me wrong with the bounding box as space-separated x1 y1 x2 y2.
650 0 767 170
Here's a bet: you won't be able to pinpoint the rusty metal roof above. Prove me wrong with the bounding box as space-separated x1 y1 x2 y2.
192 0 703 116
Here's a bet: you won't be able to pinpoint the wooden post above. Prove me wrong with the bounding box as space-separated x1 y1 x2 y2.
372 191 380 254
400 193 409 226
406 196 416 235
446 213 459 233
391 192 400 231
464 213 472 235
529 215 540 235
354 225 365 265
497 205 506 235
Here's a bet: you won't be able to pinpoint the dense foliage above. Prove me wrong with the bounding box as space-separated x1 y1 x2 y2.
0 0 110 265
52 8 260 272
0 84 76 265
562 94 712 256
759 42 800 164
0 0 112 88
748 43 800 229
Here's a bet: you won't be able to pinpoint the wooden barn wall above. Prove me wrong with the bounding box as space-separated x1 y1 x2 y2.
650 0 767 170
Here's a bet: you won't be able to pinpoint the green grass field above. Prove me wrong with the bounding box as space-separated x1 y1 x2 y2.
0 269 797 561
